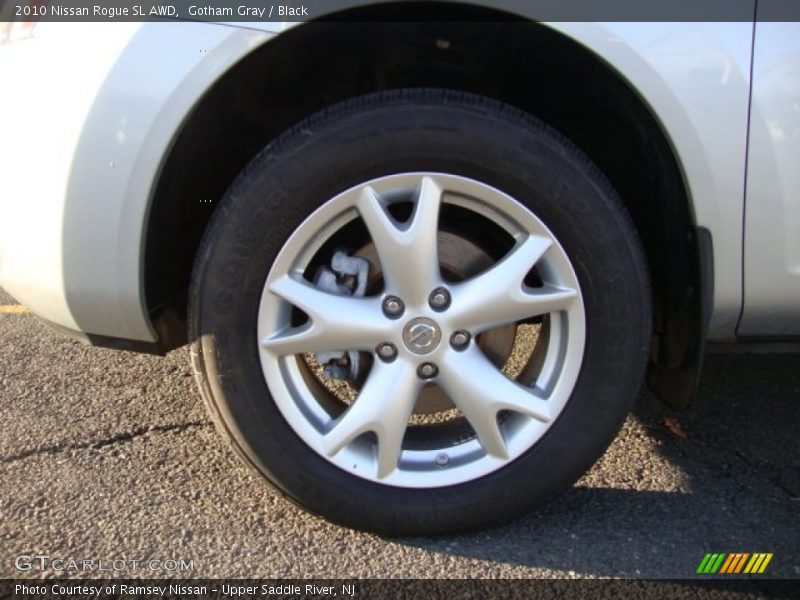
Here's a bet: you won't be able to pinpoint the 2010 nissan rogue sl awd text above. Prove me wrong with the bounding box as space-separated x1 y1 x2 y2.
1 1 798 533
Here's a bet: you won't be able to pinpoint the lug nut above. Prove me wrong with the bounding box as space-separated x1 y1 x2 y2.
376 342 397 362
383 296 405 318
429 287 451 311
417 362 438 379
436 453 449 466
450 331 471 350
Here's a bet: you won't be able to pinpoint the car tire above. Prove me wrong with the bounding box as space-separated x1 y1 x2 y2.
189 89 651 534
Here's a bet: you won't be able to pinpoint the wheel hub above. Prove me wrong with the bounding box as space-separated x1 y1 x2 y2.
403 317 442 355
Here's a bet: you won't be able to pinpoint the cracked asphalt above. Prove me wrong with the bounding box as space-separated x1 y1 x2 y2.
1 287 798 581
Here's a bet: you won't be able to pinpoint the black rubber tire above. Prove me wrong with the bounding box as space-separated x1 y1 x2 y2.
189 89 651 535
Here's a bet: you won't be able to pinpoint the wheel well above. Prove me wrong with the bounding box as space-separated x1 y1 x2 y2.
146 3 703 406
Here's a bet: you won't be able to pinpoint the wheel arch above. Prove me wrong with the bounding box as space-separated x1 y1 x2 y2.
145 3 705 407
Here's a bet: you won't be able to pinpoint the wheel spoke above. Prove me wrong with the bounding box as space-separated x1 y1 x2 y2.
439 346 552 458
322 361 420 479
448 234 577 332
262 274 392 355
357 176 442 305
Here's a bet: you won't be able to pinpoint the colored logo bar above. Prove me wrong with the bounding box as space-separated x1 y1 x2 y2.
697 553 773 574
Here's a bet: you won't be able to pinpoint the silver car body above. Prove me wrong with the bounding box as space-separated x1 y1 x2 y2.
0 10 798 345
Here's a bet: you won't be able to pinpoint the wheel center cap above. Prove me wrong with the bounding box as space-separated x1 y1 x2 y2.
403 317 442 355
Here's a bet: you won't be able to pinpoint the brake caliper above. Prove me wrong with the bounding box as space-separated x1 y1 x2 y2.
313 250 370 380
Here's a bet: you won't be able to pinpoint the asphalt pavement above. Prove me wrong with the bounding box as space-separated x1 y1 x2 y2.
1 287 798 580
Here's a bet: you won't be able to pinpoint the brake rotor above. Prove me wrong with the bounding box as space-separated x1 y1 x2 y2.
355 231 518 416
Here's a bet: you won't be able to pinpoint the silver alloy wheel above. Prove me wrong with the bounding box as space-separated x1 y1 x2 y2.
257 172 585 488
